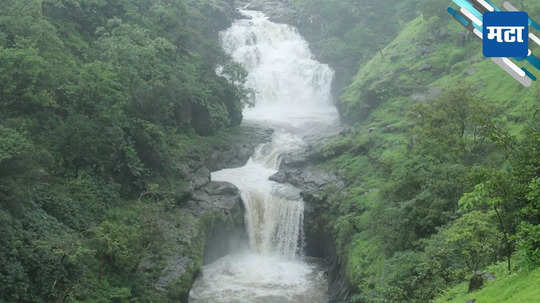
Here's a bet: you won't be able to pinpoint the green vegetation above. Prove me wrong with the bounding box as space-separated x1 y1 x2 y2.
0 0 247 301
436 263 540 303
299 0 540 302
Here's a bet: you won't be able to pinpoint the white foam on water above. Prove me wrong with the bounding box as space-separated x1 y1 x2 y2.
189 253 327 303
189 9 337 303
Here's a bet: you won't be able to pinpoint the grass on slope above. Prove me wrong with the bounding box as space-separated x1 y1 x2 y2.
341 10 540 135
435 263 540 303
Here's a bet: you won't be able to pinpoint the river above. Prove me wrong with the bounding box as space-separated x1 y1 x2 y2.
189 10 339 303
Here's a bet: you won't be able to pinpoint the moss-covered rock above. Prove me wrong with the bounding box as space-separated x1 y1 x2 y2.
135 181 246 302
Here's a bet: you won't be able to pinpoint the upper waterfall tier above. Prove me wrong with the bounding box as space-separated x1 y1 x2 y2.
220 10 338 128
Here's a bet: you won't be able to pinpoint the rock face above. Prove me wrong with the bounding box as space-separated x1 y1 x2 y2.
136 180 247 302
272 143 353 303
206 122 274 171
136 123 272 302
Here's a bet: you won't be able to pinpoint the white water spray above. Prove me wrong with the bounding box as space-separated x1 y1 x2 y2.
189 10 338 303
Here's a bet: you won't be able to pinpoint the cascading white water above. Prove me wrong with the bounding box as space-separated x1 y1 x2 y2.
189 10 338 303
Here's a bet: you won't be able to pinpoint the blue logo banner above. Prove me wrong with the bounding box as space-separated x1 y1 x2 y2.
483 12 529 58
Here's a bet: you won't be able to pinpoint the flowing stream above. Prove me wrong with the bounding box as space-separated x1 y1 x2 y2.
189 10 338 303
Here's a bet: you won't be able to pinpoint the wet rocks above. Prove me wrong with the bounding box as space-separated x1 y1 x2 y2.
206 123 273 171
273 144 343 190
138 180 246 301
188 181 244 215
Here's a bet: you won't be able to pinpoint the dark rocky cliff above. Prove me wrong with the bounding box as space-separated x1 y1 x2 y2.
272 140 354 303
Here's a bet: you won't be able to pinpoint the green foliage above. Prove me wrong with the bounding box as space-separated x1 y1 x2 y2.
411 87 494 160
2 0 539 301
0 0 246 301
424 211 500 276
517 222 540 267
0 207 87 303
90 204 156 274
0 125 32 164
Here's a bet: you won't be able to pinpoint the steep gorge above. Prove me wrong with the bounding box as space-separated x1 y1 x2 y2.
189 8 342 303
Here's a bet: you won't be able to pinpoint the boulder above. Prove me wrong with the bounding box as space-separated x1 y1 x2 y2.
468 272 495 292
205 123 273 171
138 180 246 301
188 181 243 215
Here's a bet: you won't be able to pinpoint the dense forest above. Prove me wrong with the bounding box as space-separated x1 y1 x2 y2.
1 0 248 301
1 0 539 302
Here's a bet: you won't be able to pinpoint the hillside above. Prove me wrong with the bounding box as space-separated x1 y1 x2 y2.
288 0 540 302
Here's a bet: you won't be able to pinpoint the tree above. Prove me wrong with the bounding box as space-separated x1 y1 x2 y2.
459 171 523 272
411 87 494 162
424 211 500 278
517 178 540 267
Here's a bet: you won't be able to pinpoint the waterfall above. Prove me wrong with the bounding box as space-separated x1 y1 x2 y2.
220 10 337 128
213 132 306 258
189 10 337 303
